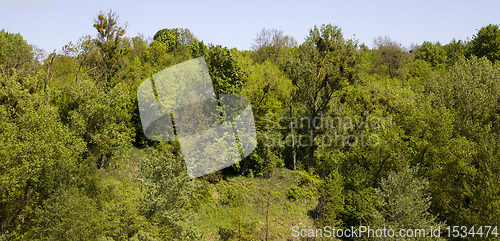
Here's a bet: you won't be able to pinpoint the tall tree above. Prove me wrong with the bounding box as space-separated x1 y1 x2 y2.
372 165 444 240
373 35 409 79
153 28 179 52
92 10 129 87
414 41 447 68
285 24 359 171
470 24 500 62
205 45 243 95
0 30 33 80
251 28 297 63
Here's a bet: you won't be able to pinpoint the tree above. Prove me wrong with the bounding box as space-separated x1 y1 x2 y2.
177 28 198 46
153 28 179 52
251 28 297 63
28 188 105 240
373 35 409 79
153 28 199 52
92 10 129 87
426 56 500 227
470 24 500 62
205 45 243 95
52 79 134 169
239 59 291 175
372 165 444 240
285 24 360 170
139 149 201 240
414 41 447 68
317 169 345 228
443 38 467 66
0 74 89 239
0 30 33 80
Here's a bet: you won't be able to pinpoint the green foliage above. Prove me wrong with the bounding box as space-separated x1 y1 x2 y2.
141 41 174 68
426 56 500 227
414 41 448 68
139 151 201 240
92 10 130 87
189 40 207 58
4 14 500 240
372 165 444 240
245 131 284 177
470 24 500 62
286 171 320 201
0 30 33 78
444 38 468 66
285 23 360 170
317 169 344 228
407 58 432 80
28 187 105 240
52 79 134 168
428 56 500 139
205 45 243 95
373 35 409 79
153 28 179 52
0 74 89 238
129 230 158 241
99 182 153 240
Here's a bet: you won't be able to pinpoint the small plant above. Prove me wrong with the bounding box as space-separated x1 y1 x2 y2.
286 171 321 201
247 169 254 178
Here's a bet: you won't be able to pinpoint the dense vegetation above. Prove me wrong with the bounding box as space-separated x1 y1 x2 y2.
1 10 500 240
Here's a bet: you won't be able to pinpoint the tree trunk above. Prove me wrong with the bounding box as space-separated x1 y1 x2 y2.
290 94 296 170
309 112 316 171
241 106 255 176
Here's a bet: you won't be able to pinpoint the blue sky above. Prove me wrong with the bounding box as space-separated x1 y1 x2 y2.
1 0 499 55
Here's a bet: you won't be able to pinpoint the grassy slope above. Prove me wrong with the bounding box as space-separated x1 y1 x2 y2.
103 147 323 240
192 168 321 240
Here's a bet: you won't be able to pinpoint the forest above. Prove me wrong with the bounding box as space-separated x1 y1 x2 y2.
1 9 500 241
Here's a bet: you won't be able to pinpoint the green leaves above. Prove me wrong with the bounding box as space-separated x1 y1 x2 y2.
0 74 86 237
372 165 444 238
205 45 243 95
285 23 360 170
53 79 134 168
91 10 128 87
373 35 409 79
0 30 33 79
153 28 179 52
470 24 500 62
414 41 448 68
140 151 201 240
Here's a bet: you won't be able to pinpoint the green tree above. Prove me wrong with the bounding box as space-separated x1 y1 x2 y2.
426 56 500 227
285 24 360 170
372 165 444 240
373 35 409 79
52 79 134 169
153 28 179 52
239 59 291 175
205 45 243 95
443 38 468 66
470 24 500 62
0 30 34 79
414 41 448 68
0 74 89 239
317 169 345 228
139 149 201 240
28 188 105 241
92 10 129 87
251 28 297 63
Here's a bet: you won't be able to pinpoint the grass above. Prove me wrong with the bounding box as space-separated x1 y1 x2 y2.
192 168 321 240
101 147 325 240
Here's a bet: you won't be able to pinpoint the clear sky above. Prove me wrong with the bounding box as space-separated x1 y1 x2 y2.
1 0 499 55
